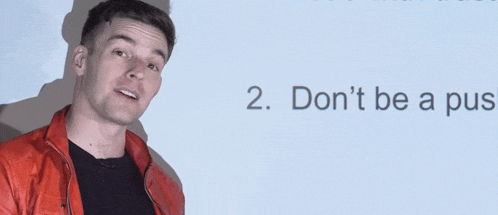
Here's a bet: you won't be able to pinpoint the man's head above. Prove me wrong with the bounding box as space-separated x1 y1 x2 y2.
70 0 174 126
80 0 175 61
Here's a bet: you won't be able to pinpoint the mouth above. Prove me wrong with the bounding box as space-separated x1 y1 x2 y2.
115 89 139 100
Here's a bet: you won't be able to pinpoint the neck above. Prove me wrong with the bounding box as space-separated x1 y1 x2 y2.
65 106 127 159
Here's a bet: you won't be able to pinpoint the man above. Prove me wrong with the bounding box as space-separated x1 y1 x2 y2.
0 0 184 214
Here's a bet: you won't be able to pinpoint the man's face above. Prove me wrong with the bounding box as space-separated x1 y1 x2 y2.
76 17 168 126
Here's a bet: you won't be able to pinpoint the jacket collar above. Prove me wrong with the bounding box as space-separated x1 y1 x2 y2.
43 105 153 175
44 105 72 160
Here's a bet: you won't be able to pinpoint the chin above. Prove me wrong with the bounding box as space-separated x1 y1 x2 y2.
97 101 147 126
105 110 143 126
110 117 137 126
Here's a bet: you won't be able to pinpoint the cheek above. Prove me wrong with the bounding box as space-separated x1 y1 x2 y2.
84 66 114 98
150 76 162 96
82 71 99 93
86 71 106 92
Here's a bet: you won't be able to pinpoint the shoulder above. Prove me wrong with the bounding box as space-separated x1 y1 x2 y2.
125 130 183 189
147 162 185 214
0 126 51 170
148 146 183 190
0 126 70 214
0 126 49 155
0 126 52 198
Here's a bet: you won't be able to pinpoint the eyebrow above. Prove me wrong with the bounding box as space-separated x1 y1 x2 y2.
154 50 166 64
107 34 167 63
108 34 135 45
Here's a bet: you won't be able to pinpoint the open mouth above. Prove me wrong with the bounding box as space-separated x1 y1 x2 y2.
117 89 138 100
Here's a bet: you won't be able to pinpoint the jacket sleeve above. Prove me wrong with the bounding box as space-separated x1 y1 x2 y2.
0 157 19 214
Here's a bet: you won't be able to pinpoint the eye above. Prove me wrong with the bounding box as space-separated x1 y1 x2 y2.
114 50 128 58
147 63 159 72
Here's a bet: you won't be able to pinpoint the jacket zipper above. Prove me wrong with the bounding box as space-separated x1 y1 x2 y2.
144 165 167 215
46 141 72 215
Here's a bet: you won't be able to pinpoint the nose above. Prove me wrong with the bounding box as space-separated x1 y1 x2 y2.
126 58 146 80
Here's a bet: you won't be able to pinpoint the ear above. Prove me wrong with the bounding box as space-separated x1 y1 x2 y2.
71 45 89 76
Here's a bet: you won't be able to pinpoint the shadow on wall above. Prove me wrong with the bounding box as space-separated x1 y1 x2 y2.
0 0 181 188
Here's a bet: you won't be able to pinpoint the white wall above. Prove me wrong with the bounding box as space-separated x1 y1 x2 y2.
1 0 497 214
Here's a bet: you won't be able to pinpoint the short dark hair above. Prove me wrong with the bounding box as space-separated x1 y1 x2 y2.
81 0 175 61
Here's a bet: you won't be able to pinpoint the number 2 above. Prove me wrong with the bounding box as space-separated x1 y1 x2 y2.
247 86 262 109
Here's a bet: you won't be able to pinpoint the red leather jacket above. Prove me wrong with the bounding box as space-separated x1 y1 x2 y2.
0 106 184 215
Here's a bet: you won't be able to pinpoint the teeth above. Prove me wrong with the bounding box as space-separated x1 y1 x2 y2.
119 90 137 99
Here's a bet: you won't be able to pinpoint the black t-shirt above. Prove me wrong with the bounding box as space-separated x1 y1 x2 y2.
69 140 156 215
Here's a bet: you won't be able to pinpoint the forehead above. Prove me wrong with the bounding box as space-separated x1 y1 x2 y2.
96 17 168 54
